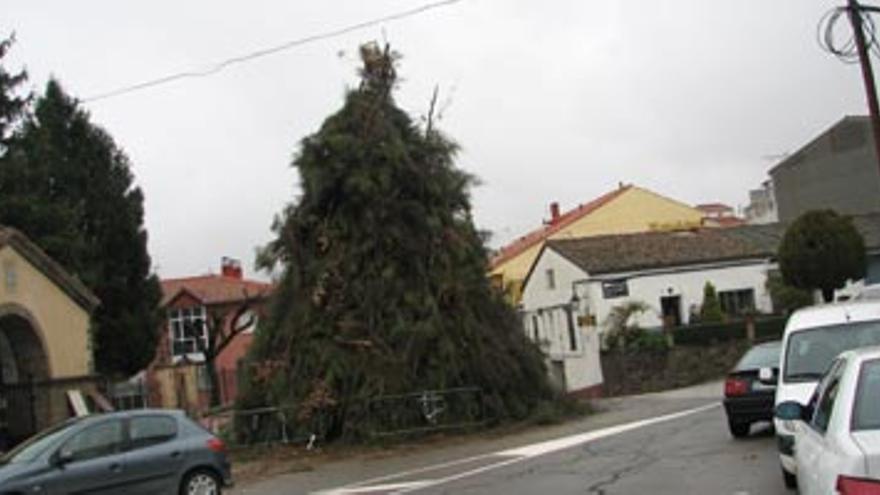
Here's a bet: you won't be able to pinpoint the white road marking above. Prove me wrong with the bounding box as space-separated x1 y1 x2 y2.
315 402 720 494
320 481 433 494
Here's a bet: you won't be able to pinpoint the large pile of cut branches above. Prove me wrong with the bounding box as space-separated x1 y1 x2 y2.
240 44 552 441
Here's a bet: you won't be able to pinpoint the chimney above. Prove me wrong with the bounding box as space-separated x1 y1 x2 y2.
549 202 561 224
221 257 243 279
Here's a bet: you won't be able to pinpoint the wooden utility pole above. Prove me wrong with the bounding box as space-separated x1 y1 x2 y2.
847 0 880 175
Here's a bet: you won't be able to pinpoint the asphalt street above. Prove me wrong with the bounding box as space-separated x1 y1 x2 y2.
233 382 790 495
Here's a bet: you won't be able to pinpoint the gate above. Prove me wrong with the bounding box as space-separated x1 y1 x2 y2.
0 375 107 450
0 381 36 449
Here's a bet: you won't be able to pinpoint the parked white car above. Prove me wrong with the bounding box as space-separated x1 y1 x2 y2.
774 301 880 489
776 346 880 494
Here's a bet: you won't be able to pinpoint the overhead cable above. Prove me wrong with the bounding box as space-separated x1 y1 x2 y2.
84 0 464 102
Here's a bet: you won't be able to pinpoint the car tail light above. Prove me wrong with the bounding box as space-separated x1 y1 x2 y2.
837 475 880 494
724 377 749 397
206 437 226 453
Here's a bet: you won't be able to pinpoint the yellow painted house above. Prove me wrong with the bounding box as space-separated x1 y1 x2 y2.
490 185 704 303
0 226 99 442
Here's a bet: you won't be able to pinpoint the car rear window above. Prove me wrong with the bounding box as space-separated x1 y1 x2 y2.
735 341 781 371
853 358 880 431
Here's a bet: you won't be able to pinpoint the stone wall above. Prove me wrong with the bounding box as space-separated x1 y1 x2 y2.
600 340 750 397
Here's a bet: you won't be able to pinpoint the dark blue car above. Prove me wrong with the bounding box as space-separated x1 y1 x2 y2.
0 409 232 494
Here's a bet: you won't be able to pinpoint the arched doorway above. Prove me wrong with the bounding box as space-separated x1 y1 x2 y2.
0 308 50 446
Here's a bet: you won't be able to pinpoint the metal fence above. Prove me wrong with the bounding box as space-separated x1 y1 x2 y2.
366 386 485 437
196 386 487 448
0 375 107 449
200 405 312 449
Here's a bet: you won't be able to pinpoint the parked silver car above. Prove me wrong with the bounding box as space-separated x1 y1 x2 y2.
0 409 232 494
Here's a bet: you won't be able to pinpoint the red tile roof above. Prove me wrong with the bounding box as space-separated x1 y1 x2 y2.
490 186 632 269
160 274 273 307
696 203 733 212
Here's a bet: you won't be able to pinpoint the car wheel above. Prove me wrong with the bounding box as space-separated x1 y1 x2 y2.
180 469 222 495
781 467 797 489
728 420 750 438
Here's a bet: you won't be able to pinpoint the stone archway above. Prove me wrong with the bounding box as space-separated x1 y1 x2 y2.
0 306 51 446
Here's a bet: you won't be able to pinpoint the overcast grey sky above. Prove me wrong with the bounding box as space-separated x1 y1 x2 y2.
3 0 872 279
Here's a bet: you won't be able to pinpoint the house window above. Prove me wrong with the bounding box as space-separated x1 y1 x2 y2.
566 308 578 352
602 279 629 299
531 315 540 342
168 306 208 358
546 269 556 290
719 289 756 316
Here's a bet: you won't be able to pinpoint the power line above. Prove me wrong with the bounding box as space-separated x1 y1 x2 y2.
818 2 880 63
83 0 465 103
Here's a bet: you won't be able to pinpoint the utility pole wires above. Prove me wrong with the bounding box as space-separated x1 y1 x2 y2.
820 0 880 177
83 0 464 103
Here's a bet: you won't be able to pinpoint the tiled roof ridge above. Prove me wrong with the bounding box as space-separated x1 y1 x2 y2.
542 224 783 277
490 185 632 268
160 273 272 286
546 223 776 245
0 225 101 311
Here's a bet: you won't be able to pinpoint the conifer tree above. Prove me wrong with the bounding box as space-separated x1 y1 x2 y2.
242 44 552 440
0 33 30 150
0 80 161 376
779 209 866 302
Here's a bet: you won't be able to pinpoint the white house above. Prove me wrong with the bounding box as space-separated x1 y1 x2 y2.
520 224 782 396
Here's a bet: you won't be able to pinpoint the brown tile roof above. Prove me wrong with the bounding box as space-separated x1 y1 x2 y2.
543 224 784 277
160 274 273 307
542 210 880 280
0 226 100 311
490 186 632 268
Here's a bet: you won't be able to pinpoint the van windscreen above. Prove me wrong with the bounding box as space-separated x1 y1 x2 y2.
784 319 880 383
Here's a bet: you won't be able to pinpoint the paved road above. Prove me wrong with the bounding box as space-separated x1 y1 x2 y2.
233 382 791 495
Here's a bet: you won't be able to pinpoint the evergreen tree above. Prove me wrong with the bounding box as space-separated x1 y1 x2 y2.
0 33 30 150
242 44 552 440
699 282 724 323
779 210 866 303
0 79 161 376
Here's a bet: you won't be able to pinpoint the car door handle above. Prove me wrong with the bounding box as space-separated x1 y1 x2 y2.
170 451 182 459
109 462 122 473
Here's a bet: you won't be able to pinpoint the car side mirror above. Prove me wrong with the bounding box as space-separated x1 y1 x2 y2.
52 449 73 468
758 367 775 384
775 401 806 421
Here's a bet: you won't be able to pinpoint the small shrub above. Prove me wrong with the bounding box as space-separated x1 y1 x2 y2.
700 282 724 323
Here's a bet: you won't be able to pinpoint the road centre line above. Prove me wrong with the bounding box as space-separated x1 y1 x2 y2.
315 402 720 495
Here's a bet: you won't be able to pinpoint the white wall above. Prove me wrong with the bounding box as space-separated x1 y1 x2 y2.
585 260 775 331
520 247 776 393
521 249 603 393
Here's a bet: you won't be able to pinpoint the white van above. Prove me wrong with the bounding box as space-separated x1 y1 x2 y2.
774 301 880 488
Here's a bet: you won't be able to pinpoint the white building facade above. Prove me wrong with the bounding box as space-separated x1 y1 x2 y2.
520 248 604 396
520 226 781 396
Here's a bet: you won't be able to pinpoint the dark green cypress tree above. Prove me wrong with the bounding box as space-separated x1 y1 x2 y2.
242 44 552 441
779 209 866 303
0 79 161 376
